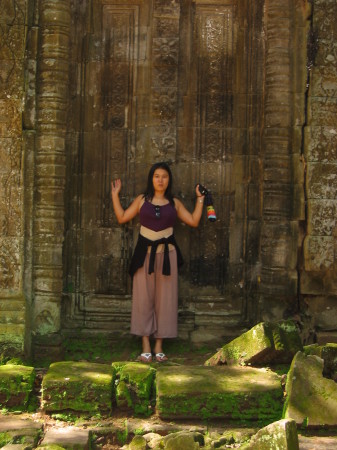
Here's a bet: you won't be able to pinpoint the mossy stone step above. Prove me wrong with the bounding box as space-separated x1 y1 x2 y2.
0 365 35 410
41 361 115 414
156 365 283 421
0 417 43 448
39 427 90 449
112 362 156 416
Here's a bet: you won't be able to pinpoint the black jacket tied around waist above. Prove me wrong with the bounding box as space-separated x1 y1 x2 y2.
129 233 183 277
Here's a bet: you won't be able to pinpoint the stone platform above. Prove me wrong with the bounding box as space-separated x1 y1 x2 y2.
38 362 284 423
156 365 283 421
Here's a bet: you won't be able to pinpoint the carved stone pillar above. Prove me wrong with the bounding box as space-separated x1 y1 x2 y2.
259 0 299 318
32 0 70 348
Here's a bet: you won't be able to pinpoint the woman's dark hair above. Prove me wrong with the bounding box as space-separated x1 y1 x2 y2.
144 162 174 204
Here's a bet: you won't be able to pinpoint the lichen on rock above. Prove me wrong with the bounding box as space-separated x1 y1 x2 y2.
41 361 115 414
156 365 283 422
240 418 299 449
283 351 337 426
205 320 303 367
304 343 337 380
0 364 35 410
112 362 156 416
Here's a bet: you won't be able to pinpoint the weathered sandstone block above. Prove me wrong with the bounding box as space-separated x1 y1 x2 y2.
240 419 299 450
205 321 302 366
283 351 337 426
156 365 283 421
112 362 156 416
42 361 115 413
0 365 35 410
304 343 337 380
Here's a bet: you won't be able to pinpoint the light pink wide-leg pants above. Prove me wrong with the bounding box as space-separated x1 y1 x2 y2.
130 249 178 338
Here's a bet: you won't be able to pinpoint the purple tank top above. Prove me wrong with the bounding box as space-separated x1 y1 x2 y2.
139 200 177 232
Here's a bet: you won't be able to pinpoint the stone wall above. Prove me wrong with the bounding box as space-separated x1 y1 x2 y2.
302 0 337 344
0 0 28 354
0 0 336 358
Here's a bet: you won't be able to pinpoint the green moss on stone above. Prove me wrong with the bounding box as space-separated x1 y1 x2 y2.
283 351 337 426
243 418 299 450
163 432 201 450
113 362 156 417
156 366 283 422
0 364 35 410
304 343 337 378
0 431 12 447
37 445 66 450
116 380 133 409
42 361 115 414
128 434 147 449
205 321 302 367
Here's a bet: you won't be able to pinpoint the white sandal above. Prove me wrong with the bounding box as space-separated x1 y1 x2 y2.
155 352 168 362
137 352 152 363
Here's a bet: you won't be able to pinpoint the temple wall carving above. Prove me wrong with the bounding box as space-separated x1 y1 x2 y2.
0 0 336 356
302 0 337 343
0 0 27 352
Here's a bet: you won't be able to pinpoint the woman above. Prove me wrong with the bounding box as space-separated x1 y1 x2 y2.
111 162 205 362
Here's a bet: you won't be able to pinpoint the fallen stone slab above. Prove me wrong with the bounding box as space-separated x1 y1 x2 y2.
239 418 299 449
39 427 90 449
156 365 283 421
304 343 337 380
112 362 156 416
283 351 337 426
0 417 42 448
205 320 302 366
0 417 42 433
298 435 337 450
41 361 115 414
0 365 35 410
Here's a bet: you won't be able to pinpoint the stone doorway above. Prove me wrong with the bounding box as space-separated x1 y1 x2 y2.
61 0 265 343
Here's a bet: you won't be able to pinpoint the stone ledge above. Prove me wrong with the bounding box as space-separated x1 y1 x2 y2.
156 365 283 421
41 361 115 414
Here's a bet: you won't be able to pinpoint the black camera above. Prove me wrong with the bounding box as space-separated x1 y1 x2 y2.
198 183 209 196
197 183 216 222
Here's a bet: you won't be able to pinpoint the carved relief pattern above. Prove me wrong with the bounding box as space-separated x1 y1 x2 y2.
153 0 180 16
81 5 138 296
0 0 25 298
150 2 180 159
260 0 295 300
191 6 234 289
33 0 71 333
100 6 137 228
197 8 233 156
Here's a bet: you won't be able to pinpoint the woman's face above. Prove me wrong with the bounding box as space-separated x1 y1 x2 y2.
152 168 170 193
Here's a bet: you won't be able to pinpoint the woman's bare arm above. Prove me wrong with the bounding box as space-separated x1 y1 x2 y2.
111 179 143 224
174 184 205 228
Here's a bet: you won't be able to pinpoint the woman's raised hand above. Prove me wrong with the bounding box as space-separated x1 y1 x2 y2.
111 179 122 195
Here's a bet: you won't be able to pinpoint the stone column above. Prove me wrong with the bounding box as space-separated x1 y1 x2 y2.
259 0 301 319
32 0 70 355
